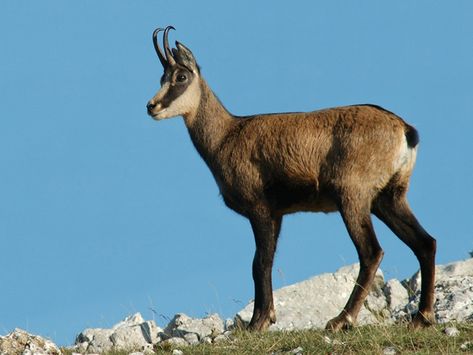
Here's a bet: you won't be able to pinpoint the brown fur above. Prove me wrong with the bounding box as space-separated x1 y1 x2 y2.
147 32 436 331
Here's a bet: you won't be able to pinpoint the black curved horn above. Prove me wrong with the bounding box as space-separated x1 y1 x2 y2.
152 28 167 68
163 25 176 67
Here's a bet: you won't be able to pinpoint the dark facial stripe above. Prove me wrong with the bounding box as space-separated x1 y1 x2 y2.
160 82 190 108
158 67 194 108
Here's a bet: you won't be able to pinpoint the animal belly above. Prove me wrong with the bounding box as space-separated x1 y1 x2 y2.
266 181 338 214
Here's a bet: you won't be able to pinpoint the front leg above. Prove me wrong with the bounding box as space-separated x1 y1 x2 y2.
247 212 281 331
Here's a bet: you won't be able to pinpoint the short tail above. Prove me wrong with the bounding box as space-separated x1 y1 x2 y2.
405 124 419 148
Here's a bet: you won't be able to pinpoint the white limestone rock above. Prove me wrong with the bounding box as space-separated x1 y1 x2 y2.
444 326 460 337
383 346 397 355
224 318 235 331
0 328 60 355
74 312 163 353
110 324 150 350
163 313 224 341
236 263 387 330
213 333 231 343
434 275 473 323
405 258 473 294
183 332 199 345
75 328 114 353
237 259 473 329
112 313 145 329
140 320 162 344
160 336 188 347
384 279 409 311
395 259 473 323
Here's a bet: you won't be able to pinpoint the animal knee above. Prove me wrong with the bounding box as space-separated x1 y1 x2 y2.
417 235 436 261
374 247 384 263
360 247 384 269
427 236 436 254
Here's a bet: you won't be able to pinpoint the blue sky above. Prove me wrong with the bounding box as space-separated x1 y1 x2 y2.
1 1 472 346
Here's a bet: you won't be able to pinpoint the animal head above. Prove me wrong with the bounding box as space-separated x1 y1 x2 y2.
147 26 201 120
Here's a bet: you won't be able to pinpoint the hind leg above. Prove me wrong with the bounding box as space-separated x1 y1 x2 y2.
326 197 384 331
373 192 436 328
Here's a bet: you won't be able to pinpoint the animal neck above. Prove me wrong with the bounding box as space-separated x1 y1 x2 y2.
183 79 235 162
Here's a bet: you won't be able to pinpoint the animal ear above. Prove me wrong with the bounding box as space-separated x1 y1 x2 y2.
174 41 199 73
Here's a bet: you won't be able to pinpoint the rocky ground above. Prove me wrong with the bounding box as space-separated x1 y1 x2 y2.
1 258 472 355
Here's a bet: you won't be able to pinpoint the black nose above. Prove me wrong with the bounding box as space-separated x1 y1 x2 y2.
146 102 155 112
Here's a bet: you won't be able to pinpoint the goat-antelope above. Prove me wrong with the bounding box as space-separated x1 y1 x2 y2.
146 26 436 331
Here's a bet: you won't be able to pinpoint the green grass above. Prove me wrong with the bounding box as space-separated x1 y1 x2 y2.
63 322 473 354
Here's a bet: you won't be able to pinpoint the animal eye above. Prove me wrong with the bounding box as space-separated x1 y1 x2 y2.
176 73 187 82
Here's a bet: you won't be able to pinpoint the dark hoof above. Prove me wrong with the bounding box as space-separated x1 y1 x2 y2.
325 313 354 332
247 319 270 331
248 309 276 331
410 311 435 329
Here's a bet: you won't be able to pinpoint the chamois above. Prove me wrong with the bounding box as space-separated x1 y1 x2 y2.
146 26 436 331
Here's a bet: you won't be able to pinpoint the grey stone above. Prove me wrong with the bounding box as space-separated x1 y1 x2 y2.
434 275 473 323
113 313 145 329
365 291 387 314
364 274 389 319
236 263 386 330
383 346 397 355
384 279 408 311
444 326 460 337
224 318 235 330
460 341 473 350
405 270 421 295
160 336 188 347
75 328 114 353
200 336 212 344
237 259 473 330
183 332 199 345
172 350 184 355
406 258 473 294
396 274 473 323
290 346 304 354
75 327 108 344
322 336 343 345
141 320 161 344
110 324 149 349
163 313 224 340
213 333 230 343
75 313 163 353
0 328 60 355
438 258 473 278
